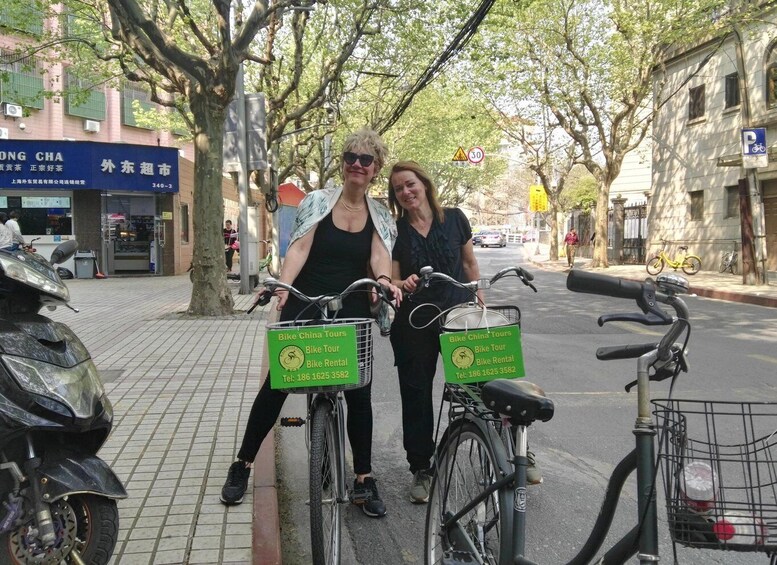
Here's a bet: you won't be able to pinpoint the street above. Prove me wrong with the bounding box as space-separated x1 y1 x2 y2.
277 243 777 564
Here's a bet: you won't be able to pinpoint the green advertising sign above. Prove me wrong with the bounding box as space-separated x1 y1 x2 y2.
440 325 524 384
268 324 359 390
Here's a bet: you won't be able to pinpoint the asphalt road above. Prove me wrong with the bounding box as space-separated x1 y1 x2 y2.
277 244 777 564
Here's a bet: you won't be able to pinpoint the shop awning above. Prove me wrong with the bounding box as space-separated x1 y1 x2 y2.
278 182 306 207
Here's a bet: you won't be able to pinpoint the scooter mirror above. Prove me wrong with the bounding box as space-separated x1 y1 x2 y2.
50 240 79 265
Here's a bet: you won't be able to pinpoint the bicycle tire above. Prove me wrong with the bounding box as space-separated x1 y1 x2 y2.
310 402 342 565
646 256 664 275
425 420 513 565
718 254 730 273
731 254 739 275
681 255 701 275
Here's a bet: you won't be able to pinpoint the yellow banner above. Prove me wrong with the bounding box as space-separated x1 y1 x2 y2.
529 185 548 212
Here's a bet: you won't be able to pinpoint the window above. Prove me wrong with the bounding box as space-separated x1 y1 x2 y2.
726 186 740 219
689 85 705 120
65 72 106 121
724 73 740 109
180 204 189 243
768 64 777 108
689 190 704 221
0 4 43 35
122 82 157 129
0 196 72 235
0 50 44 109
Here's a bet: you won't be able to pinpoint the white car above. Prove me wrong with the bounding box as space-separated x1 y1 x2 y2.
480 231 507 248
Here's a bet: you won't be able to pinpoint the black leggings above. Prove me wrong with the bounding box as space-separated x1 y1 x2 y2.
237 374 374 475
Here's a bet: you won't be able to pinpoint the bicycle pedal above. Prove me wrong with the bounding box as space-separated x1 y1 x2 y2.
280 417 305 427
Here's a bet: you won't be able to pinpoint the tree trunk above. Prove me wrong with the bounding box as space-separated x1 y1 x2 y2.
549 199 559 261
187 92 235 316
590 183 611 268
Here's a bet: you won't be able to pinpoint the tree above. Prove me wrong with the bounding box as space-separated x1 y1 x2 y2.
474 0 734 267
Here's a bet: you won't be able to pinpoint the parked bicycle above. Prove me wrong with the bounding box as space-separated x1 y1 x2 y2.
425 268 777 564
247 276 395 565
719 240 739 275
646 239 702 275
189 239 276 284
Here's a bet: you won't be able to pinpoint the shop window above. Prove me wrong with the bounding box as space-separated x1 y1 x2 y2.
724 73 739 109
726 186 740 218
180 204 189 243
689 190 704 221
688 85 705 121
0 196 72 235
0 50 44 110
65 72 106 121
122 82 157 129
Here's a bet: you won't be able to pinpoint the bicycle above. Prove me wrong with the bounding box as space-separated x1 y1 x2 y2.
247 276 395 565
425 268 777 564
646 239 702 275
226 238 277 283
719 241 739 275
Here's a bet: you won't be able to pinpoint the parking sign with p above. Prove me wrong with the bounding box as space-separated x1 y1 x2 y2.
741 128 767 168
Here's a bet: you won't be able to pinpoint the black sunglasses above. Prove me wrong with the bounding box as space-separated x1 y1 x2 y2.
343 152 375 167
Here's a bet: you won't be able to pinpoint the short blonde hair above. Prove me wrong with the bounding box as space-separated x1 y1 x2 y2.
342 128 388 174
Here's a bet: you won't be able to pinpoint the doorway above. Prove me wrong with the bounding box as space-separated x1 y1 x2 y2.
102 194 157 274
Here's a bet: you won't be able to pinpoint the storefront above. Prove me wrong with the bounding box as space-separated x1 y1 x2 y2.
0 140 179 276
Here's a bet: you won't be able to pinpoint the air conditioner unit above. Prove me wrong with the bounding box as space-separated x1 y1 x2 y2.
3 104 23 118
0 128 8 140
84 119 101 133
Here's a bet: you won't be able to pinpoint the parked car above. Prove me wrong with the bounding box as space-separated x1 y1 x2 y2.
479 231 507 248
472 231 484 246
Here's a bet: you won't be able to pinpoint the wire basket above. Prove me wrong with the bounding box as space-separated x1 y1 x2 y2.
653 399 777 552
267 317 373 394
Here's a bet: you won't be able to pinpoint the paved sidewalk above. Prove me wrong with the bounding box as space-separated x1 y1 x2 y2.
528 245 777 308
49 259 776 565
47 276 270 565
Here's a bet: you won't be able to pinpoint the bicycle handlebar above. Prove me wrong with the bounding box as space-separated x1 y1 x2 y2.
247 276 397 316
418 265 537 295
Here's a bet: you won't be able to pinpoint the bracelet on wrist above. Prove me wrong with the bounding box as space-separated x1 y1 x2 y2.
377 274 392 284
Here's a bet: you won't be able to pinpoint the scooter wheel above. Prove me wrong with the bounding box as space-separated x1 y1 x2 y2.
1 494 119 565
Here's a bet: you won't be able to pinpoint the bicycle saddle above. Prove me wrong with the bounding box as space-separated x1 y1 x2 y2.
481 380 555 425
678 246 688 251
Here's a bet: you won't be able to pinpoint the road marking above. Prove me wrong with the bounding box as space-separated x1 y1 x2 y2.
611 321 664 336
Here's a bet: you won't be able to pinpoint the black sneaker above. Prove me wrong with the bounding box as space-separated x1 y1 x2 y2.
221 461 251 505
351 477 386 518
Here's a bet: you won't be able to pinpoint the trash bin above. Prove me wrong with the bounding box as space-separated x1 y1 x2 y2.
74 250 96 279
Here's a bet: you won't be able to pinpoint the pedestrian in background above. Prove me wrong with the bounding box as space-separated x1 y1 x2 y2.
6 211 26 250
220 128 401 518
0 213 14 251
385 161 540 504
224 220 237 272
564 227 580 268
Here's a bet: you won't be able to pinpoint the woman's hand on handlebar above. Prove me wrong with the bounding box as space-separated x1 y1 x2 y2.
375 279 402 307
401 273 421 294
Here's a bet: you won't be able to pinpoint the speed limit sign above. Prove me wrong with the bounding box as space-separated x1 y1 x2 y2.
467 147 485 165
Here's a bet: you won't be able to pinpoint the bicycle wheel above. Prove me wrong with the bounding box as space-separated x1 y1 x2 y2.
310 401 342 565
718 254 730 273
731 254 739 274
682 255 701 275
425 420 513 565
646 255 664 275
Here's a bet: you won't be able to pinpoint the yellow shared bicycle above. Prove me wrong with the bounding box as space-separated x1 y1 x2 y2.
646 239 702 275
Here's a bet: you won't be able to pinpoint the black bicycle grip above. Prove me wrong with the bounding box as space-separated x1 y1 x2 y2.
246 290 273 314
566 269 643 300
596 343 657 360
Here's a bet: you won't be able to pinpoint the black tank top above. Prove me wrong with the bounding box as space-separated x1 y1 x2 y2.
281 212 374 322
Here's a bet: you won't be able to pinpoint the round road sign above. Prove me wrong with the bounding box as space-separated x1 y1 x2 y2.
467 146 485 164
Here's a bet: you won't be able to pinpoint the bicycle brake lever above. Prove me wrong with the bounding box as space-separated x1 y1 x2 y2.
246 290 273 314
598 313 673 327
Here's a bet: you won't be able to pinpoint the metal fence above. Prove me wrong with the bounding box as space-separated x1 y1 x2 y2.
573 202 647 264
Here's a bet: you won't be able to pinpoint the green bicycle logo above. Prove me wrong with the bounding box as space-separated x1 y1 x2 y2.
451 346 475 369
279 345 305 371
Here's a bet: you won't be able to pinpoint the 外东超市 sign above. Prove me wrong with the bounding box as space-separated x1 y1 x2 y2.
0 140 179 192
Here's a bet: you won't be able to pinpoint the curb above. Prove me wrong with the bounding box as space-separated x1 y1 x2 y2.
253 428 281 565
688 287 777 309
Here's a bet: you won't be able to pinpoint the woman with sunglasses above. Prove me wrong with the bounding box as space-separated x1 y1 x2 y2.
221 128 401 519
385 161 534 505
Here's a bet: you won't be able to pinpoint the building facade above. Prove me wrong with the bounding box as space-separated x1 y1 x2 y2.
651 16 777 274
1 7 241 276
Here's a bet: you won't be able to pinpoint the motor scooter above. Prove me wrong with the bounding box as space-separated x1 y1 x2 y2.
0 240 126 564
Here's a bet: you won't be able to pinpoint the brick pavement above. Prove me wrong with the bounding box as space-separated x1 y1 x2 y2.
47 275 266 565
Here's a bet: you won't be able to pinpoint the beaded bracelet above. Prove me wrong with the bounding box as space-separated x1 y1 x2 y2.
376 274 392 284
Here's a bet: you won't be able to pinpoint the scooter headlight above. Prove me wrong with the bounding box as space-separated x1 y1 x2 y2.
0 255 69 301
2 355 104 419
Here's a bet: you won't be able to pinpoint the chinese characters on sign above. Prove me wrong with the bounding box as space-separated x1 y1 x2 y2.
529 184 548 212
0 140 179 192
